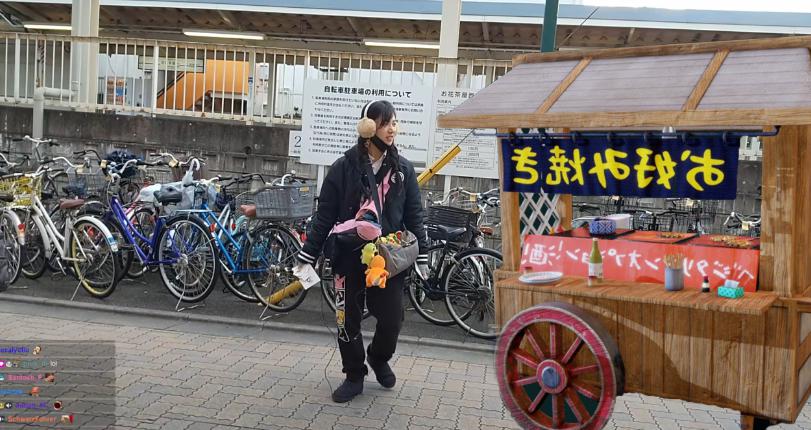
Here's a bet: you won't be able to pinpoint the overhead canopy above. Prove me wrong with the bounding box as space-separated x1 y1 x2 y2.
437 36 811 129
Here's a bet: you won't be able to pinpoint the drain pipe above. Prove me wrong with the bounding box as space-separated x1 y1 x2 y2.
32 87 74 139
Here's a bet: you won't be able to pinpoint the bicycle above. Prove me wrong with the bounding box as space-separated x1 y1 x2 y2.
406 193 503 339
238 174 312 312
723 211 761 237
14 163 121 298
97 158 219 303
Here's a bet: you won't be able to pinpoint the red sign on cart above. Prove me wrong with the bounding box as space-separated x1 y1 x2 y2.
520 235 759 291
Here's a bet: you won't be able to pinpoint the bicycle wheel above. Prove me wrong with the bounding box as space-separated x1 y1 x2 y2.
245 224 306 312
219 229 259 303
407 245 456 326
125 207 156 278
318 255 371 320
443 247 502 340
157 215 219 303
77 205 133 283
18 210 47 279
0 211 22 285
69 219 120 298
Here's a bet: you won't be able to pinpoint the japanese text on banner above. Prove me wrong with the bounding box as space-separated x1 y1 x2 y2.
501 135 739 199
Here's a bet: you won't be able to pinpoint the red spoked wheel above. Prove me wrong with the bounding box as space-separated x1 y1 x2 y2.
496 302 624 430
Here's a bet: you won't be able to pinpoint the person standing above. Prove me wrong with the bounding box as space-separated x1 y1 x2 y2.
296 100 429 403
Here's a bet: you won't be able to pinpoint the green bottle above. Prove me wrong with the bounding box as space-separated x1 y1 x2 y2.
588 238 603 286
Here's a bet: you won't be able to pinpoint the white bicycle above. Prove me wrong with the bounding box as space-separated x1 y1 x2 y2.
16 162 121 298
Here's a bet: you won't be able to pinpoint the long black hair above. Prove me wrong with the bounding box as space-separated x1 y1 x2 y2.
356 100 402 196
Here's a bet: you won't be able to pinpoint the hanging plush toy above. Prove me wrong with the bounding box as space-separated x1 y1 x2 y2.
361 242 377 266
365 255 389 289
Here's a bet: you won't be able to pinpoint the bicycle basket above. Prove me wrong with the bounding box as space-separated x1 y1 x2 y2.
425 205 479 243
247 184 314 220
66 167 109 198
0 175 43 206
142 166 178 186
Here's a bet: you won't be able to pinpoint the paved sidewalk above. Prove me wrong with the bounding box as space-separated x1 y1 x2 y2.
1 301 811 429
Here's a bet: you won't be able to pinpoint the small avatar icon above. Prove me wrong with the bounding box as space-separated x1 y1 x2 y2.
9 361 17 368
60 414 73 424
53 400 62 411
0 362 4 368
43 373 55 383
29 386 40 397
0 403 4 410
3 403 10 409
0 373 5 381
0 416 5 423
32 346 41 356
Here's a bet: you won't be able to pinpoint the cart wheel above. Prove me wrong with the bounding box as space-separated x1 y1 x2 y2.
496 302 624 430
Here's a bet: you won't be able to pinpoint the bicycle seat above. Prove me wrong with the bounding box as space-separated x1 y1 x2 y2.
153 189 182 205
428 225 467 242
240 204 257 218
58 198 85 210
0 193 13 203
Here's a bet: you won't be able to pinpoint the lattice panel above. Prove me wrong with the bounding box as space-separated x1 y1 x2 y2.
519 191 560 236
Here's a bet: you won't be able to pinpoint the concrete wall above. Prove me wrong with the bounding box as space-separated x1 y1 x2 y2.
0 105 307 179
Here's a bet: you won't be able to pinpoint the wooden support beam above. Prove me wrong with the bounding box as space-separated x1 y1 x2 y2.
536 57 591 114
682 49 728 111
759 125 811 297
497 128 522 272
481 22 490 43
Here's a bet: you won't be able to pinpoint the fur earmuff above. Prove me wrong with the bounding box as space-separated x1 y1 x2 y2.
357 100 380 139
357 117 377 139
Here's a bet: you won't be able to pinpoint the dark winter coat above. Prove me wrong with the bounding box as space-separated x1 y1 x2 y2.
296 145 429 266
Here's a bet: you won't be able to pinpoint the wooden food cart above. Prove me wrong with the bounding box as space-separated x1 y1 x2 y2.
437 36 811 429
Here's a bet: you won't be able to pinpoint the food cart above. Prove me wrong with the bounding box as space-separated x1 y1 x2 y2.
437 36 811 429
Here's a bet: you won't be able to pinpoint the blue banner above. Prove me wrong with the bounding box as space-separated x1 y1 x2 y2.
501 134 739 199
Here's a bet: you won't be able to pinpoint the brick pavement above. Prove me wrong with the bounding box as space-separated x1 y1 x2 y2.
1 306 811 429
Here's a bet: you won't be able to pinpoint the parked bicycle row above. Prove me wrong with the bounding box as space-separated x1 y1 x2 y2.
0 136 504 340
572 195 761 237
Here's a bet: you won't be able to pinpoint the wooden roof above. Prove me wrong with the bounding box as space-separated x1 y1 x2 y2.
437 36 811 129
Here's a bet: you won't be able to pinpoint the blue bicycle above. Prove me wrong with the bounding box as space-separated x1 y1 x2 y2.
89 159 219 303
184 175 306 311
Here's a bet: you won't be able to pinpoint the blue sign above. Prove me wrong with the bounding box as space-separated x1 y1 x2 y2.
501 134 739 199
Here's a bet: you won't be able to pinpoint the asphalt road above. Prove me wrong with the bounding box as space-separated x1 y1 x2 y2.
4 269 492 347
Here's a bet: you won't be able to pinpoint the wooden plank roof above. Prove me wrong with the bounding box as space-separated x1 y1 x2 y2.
437 36 811 129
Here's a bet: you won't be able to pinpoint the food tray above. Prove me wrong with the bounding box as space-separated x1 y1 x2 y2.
619 230 697 244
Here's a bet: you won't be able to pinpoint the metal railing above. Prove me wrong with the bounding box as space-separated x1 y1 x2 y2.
0 32 512 124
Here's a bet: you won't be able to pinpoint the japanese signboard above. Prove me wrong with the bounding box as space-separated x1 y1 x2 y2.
520 235 759 291
502 135 740 199
428 88 498 179
300 79 432 166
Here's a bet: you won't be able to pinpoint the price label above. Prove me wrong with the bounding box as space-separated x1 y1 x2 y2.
168 160 178 168
100 160 108 169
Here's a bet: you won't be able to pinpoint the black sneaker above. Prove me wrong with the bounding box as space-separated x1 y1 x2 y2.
368 357 396 388
331 378 364 403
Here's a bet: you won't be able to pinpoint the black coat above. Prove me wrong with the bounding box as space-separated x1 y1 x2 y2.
297 145 429 266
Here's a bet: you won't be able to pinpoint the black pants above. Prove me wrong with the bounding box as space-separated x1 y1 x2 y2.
332 245 404 381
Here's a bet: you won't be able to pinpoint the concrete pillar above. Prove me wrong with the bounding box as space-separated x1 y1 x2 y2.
437 0 462 192
436 0 461 87
70 0 100 106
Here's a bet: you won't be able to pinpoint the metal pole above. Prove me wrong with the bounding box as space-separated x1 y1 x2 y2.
541 0 560 52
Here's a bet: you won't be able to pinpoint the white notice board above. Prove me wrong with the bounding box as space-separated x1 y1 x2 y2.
300 79 432 166
428 88 498 179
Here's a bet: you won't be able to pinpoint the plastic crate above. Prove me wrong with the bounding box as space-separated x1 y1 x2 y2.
425 205 480 243
247 184 314 220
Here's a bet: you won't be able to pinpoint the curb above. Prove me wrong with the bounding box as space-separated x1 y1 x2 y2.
0 294 496 354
